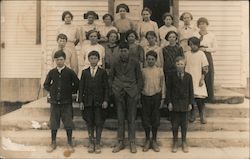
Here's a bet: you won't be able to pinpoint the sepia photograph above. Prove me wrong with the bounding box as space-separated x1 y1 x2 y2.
0 0 249 158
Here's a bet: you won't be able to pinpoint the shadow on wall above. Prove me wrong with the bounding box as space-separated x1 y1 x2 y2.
0 101 30 116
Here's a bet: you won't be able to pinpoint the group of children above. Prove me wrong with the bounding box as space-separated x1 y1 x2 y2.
44 3 217 155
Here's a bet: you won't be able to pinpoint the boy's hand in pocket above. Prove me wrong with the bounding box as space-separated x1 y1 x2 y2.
79 102 84 110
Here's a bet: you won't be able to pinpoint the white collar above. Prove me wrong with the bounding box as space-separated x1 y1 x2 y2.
57 65 65 73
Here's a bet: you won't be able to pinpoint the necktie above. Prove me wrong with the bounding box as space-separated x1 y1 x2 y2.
91 67 95 77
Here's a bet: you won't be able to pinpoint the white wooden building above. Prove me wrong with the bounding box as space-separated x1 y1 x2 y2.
0 0 249 101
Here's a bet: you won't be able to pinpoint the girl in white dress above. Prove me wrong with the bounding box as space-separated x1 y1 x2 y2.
185 37 209 124
99 14 118 43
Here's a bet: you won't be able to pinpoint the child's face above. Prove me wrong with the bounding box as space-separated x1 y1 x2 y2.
64 14 72 24
198 22 208 30
189 41 199 52
164 16 173 26
89 32 98 44
119 48 129 60
57 38 67 48
108 33 118 44
176 60 185 72
142 11 151 21
103 16 112 26
127 33 136 44
146 55 156 67
88 55 99 67
87 15 95 24
167 33 177 45
183 14 191 25
146 34 156 45
119 8 127 18
55 56 65 68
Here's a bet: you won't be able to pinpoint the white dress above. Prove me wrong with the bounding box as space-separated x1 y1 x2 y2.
178 24 198 52
80 22 99 46
159 25 177 47
185 50 209 98
193 31 217 53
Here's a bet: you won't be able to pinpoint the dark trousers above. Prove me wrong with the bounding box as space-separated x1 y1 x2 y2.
114 91 138 142
141 93 161 129
204 51 214 102
82 106 106 144
171 111 188 141
49 104 74 130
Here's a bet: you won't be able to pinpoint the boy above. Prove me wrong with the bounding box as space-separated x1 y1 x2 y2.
78 51 109 154
51 33 78 74
141 51 165 152
110 42 143 153
167 56 193 153
44 50 79 153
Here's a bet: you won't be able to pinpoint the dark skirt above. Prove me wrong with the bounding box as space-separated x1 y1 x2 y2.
204 51 214 102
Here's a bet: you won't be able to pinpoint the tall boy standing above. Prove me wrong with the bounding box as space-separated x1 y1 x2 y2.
78 51 109 154
44 50 79 153
110 42 143 153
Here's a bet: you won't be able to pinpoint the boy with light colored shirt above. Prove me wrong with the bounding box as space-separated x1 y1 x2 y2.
141 50 165 152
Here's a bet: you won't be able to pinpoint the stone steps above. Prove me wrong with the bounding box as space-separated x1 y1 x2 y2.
21 98 249 118
1 129 249 148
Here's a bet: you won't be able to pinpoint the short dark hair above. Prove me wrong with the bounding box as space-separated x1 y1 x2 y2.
141 7 152 15
62 11 73 21
83 11 99 20
88 50 100 59
179 12 193 21
57 33 68 41
125 29 139 41
188 37 200 47
146 50 158 59
102 13 114 22
146 31 157 39
175 56 186 63
116 3 130 13
54 50 66 59
107 29 119 40
162 12 174 22
86 29 101 40
197 17 209 26
165 31 178 41
119 42 129 50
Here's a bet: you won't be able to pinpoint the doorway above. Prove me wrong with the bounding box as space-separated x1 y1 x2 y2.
143 0 171 27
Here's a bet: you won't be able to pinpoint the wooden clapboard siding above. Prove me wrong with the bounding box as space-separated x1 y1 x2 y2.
0 1 41 78
41 0 109 80
179 0 245 87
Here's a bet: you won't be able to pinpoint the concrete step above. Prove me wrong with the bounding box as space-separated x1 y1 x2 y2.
1 113 249 132
1 129 249 148
213 88 245 104
1 146 249 159
21 98 249 118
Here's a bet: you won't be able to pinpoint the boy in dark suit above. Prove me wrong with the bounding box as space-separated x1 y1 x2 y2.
78 51 109 154
110 42 143 153
167 56 194 153
44 50 79 153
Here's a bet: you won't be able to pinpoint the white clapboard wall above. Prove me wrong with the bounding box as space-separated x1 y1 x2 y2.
1 1 42 78
179 0 248 87
41 0 109 80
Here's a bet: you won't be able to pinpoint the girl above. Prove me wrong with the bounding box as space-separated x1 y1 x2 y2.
137 7 159 47
159 13 177 47
194 17 217 103
144 31 163 68
99 14 118 43
57 11 80 60
80 30 105 72
126 30 144 68
178 12 198 52
185 37 209 124
114 3 135 43
81 11 99 46
104 30 120 73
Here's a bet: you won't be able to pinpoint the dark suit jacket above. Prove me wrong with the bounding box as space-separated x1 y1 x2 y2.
166 72 194 112
43 66 79 104
78 67 109 107
110 58 143 98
